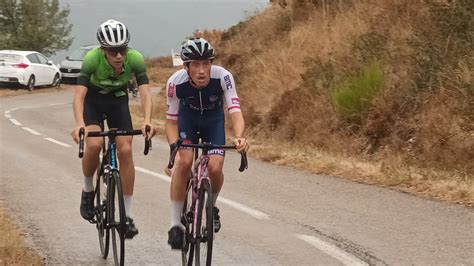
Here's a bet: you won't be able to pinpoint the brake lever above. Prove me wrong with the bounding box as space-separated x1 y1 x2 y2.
239 153 248 172
78 127 85 158
144 125 151 155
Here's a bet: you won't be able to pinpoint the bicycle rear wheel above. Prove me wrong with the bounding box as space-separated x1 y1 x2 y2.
108 171 126 266
95 171 109 259
194 179 214 266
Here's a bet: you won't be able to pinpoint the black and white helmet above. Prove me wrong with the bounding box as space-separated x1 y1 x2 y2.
97 19 130 48
180 38 215 63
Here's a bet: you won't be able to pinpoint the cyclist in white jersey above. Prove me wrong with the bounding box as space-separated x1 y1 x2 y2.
165 38 249 249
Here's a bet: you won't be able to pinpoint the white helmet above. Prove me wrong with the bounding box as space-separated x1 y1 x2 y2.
97 19 130 48
180 38 215 63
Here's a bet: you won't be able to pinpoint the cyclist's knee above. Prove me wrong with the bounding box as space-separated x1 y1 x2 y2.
208 156 224 178
177 150 193 169
208 164 223 179
85 139 102 155
177 155 193 170
117 145 132 162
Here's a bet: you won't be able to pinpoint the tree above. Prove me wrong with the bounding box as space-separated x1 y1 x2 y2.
0 0 73 56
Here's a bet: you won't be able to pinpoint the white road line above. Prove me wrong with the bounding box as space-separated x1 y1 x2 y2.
218 197 270 220
48 102 69 106
9 119 21 126
4 114 11 118
22 127 41 136
296 235 368 266
7 108 18 112
135 166 271 220
135 166 171 182
4 110 10 114
44 137 72 147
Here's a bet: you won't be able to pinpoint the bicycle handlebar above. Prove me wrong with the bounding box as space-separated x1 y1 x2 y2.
167 139 248 172
78 126 152 158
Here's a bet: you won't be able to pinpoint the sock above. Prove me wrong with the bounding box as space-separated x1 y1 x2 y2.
83 176 94 192
124 195 132 217
170 200 184 229
212 192 220 207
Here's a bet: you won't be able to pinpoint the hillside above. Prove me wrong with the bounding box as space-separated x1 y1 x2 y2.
146 0 473 205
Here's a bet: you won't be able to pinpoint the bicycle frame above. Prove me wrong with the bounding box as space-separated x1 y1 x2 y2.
190 152 210 240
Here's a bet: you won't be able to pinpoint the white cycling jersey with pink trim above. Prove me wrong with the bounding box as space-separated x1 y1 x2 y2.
166 65 241 120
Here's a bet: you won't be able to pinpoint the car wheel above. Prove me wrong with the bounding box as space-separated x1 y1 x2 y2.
52 73 61 87
26 75 35 91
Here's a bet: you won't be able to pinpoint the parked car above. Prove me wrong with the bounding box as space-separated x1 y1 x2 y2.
0 50 61 91
59 44 99 84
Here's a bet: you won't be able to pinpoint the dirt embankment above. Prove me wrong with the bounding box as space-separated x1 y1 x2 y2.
145 1 473 205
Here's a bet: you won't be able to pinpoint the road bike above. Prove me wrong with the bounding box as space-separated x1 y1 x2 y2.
167 139 248 266
78 124 151 266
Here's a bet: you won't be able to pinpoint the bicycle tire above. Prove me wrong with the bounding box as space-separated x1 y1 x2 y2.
194 179 214 266
181 179 193 266
109 171 126 266
95 171 109 259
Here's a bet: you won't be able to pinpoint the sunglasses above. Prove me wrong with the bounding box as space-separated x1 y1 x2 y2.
104 46 128 56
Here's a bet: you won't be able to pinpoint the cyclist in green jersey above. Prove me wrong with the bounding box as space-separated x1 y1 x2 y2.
71 19 154 239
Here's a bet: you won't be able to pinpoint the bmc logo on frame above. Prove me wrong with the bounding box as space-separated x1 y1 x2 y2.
224 75 232 90
168 83 175 97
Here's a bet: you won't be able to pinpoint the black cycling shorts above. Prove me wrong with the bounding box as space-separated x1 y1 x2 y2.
178 105 226 156
83 89 132 131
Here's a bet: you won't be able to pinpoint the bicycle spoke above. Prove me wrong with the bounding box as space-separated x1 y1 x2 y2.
110 172 126 266
106 172 125 266
95 173 109 259
181 181 194 266
195 180 213 266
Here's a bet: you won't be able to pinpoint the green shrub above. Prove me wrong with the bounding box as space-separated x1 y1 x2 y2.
331 62 384 124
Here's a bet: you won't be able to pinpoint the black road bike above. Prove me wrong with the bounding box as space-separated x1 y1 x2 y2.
78 125 151 266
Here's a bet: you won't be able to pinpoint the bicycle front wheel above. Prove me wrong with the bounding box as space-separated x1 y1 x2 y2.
95 172 109 259
108 171 126 266
182 180 193 266
194 179 214 266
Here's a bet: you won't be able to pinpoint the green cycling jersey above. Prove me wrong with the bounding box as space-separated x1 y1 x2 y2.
77 48 149 97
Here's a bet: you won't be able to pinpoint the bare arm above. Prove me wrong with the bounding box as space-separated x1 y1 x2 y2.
230 111 249 153
230 111 245 138
165 119 179 144
71 85 87 143
138 84 152 124
137 84 154 138
73 85 87 125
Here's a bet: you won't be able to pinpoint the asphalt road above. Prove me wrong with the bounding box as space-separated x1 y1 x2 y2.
0 90 473 265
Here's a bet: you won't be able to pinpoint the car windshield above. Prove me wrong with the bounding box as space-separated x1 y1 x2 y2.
68 48 92 61
0 53 21 63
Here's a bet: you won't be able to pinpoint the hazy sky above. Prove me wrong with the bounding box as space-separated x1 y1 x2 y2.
52 0 269 62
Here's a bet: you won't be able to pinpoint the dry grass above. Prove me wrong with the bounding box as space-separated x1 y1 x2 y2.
0 84 73 97
146 56 181 86
143 0 474 206
250 139 474 206
0 206 44 265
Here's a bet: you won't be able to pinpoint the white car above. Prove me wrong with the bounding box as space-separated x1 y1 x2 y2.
59 45 99 84
0 50 61 91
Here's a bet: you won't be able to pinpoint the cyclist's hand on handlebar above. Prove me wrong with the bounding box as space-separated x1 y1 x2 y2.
71 124 86 144
141 123 155 140
233 137 249 153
